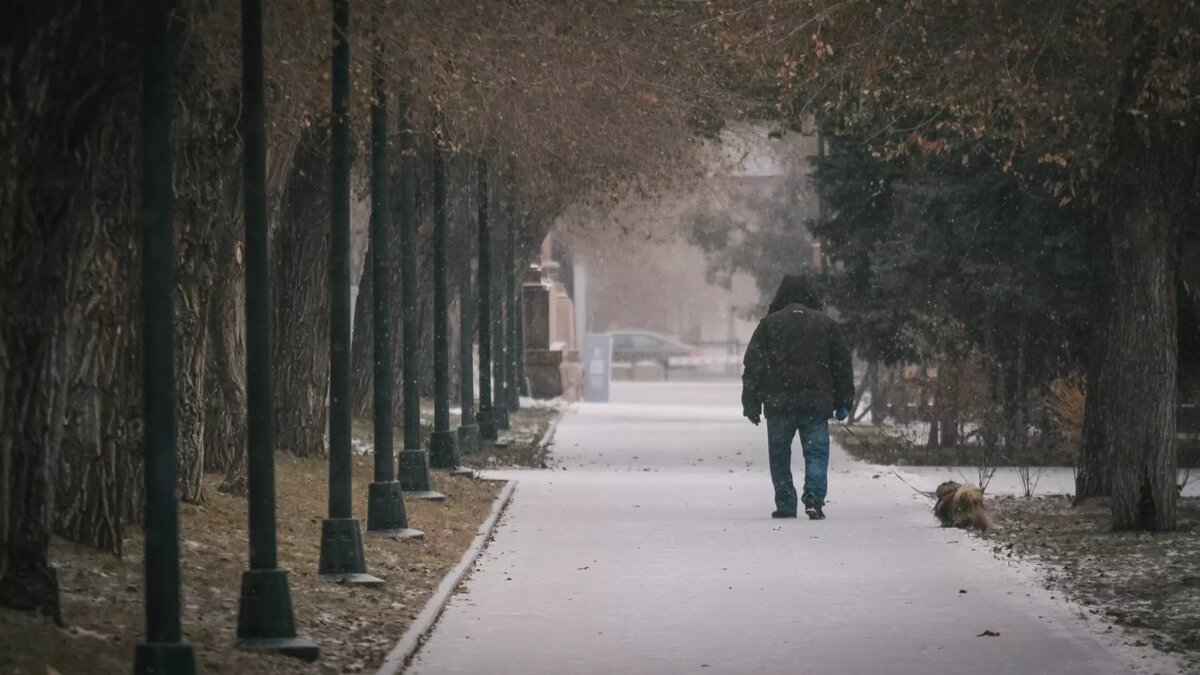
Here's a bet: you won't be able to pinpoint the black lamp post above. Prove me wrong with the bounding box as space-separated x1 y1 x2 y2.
456 156 481 460
475 158 497 442
234 0 322 658
505 193 522 412
317 0 384 585
395 96 444 501
428 135 459 470
491 181 510 432
134 2 195 672
364 10 422 539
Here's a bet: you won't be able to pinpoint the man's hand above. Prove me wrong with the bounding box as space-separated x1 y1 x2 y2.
745 411 761 426
834 406 849 422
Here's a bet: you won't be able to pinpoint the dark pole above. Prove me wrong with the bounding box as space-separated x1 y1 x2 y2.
428 133 458 469
516 265 529 397
505 190 521 412
134 2 194 673
234 0 320 659
491 172 510 431
318 0 383 585
395 94 443 500
457 156 481 460
364 6 422 538
476 158 497 441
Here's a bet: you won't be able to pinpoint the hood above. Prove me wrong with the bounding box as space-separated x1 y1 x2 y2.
768 274 822 313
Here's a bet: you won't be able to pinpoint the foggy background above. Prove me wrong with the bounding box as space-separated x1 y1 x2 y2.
553 123 821 350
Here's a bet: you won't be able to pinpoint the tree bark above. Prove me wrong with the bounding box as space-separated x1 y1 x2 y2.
351 247 376 420
1101 14 1197 530
174 273 211 504
1103 181 1182 531
165 71 245 508
940 360 960 447
1 5 148 618
1009 315 1028 463
207 245 248 495
53 111 144 555
417 146 438 399
850 361 872 424
1075 232 1111 503
925 371 941 448
273 130 333 458
868 362 886 425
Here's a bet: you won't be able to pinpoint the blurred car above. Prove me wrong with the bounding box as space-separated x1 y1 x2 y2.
608 331 697 370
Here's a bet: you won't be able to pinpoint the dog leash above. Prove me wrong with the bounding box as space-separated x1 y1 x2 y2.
836 421 936 500
889 470 936 500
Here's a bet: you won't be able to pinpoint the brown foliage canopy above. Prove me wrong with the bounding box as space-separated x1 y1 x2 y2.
192 0 744 210
710 0 1200 200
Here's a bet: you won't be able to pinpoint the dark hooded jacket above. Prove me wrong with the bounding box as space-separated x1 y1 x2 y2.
742 275 855 418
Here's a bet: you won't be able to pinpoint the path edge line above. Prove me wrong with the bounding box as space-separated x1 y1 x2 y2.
374 479 518 675
537 405 567 451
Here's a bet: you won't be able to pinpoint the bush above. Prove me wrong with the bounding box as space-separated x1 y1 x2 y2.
1046 373 1086 464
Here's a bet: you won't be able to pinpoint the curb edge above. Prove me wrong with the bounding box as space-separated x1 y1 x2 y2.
536 406 568 455
374 479 518 674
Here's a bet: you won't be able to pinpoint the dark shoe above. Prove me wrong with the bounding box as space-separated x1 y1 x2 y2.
802 494 825 520
771 509 797 519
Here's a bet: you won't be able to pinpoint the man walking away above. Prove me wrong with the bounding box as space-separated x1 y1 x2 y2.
742 275 854 520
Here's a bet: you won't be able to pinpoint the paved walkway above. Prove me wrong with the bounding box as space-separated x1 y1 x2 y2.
410 382 1157 675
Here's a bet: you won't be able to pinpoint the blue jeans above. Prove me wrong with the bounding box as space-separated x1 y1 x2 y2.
766 413 830 511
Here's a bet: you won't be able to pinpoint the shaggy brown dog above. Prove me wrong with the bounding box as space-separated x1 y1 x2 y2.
933 481 960 526
933 481 994 531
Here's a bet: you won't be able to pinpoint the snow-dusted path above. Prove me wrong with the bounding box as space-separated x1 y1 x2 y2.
408 382 1153 675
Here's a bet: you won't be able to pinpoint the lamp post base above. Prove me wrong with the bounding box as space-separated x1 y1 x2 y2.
134 642 195 675
398 449 431 492
457 424 480 458
429 430 458 470
235 637 322 662
366 481 412 532
405 490 446 501
477 407 498 441
371 527 425 540
235 569 319 661
317 518 383 586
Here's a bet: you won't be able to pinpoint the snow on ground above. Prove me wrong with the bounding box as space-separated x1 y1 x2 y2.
890 464 1200 498
406 381 1183 675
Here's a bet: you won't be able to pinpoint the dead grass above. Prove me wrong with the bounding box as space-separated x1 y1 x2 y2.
0 455 502 675
832 424 1078 467
987 496 1200 672
459 404 562 469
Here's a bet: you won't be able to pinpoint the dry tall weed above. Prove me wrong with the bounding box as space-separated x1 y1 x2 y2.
1047 373 1086 462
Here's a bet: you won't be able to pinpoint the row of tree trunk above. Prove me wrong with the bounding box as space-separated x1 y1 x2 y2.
0 3 547 622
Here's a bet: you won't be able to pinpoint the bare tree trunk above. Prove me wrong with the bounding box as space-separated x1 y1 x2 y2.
174 277 211 504
0 4 142 619
417 146 438 399
850 361 873 423
1075 234 1111 503
940 360 960 447
926 376 941 448
0 243 67 623
273 130 333 458
1104 181 1183 531
53 110 144 555
1101 17 1194 530
351 248 376 420
875 363 894 425
1010 315 1028 464
207 248 248 494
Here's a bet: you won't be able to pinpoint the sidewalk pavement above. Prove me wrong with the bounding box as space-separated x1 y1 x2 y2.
408 382 1172 675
